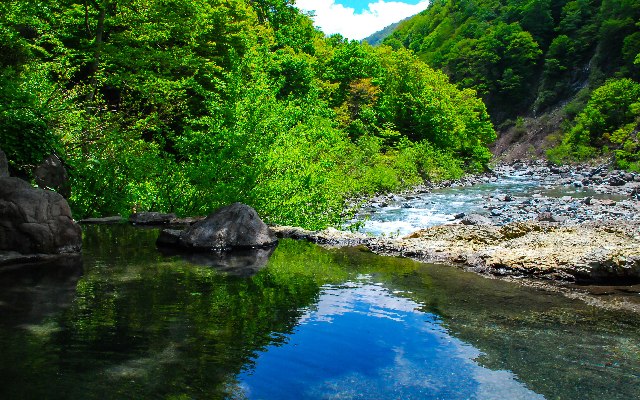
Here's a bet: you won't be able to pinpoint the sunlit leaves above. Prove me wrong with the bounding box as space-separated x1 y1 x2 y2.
1 0 496 227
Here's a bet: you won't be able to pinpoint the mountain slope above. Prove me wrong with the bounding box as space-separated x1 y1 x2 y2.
384 0 640 124
0 0 495 227
362 19 406 46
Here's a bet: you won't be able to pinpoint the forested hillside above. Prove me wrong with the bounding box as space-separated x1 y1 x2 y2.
385 0 640 120
362 19 405 46
384 0 640 168
0 0 495 228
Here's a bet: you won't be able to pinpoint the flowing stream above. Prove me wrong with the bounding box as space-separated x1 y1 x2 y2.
1 224 639 399
352 170 629 236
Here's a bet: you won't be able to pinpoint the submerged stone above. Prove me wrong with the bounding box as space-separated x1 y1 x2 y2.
130 211 177 225
460 214 491 226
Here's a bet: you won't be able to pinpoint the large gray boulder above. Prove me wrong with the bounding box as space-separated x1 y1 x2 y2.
0 177 82 255
172 203 277 251
0 148 8 177
34 154 71 198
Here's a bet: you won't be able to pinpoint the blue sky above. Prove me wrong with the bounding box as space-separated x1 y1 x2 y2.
334 0 425 13
296 0 430 40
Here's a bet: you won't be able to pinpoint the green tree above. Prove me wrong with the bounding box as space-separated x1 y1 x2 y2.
552 78 640 164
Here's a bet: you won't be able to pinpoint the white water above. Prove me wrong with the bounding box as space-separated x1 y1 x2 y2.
351 170 609 236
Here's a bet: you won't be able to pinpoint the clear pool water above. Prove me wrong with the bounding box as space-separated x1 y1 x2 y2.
1 225 638 399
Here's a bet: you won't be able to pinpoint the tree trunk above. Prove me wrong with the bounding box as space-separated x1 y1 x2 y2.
87 0 108 103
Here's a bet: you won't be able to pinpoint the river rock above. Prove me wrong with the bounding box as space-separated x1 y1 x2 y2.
130 211 177 225
608 175 626 186
461 214 492 226
34 154 71 198
174 203 277 251
156 229 182 247
0 148 8 177
536 212 563 223
79 216 123 224
0 177 82 255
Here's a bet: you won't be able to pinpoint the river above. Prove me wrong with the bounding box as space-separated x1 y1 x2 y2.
351 166 635 236
1 224 639 399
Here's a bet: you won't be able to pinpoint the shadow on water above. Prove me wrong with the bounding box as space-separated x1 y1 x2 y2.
158 246 276 277
0 255 83 328
0 224 638 399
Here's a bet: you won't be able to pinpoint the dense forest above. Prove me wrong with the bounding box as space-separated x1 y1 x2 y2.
3 0 638 230
384 0 640 169
0 0 495 228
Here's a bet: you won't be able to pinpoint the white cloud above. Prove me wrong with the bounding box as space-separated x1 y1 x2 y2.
296 0 430 40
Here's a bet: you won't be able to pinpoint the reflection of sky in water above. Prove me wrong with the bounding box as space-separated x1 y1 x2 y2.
236 278 543 400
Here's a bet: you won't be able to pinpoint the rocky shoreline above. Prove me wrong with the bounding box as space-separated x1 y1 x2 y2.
271 221 640 313
272 221 640 281
274 160 640 280
67 160 640 289
271 161 640 312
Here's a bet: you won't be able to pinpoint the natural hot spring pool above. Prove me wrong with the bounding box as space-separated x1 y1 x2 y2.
1 225 639 399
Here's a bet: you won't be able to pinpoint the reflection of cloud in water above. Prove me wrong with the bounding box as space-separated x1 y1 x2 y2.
300 281 422 323
309 345 542 400
239 279 544 400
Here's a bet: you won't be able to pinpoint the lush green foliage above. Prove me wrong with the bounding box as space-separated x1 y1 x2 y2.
547 78 640 169
385 0 640 121
382 0 640 170
0 0 494 228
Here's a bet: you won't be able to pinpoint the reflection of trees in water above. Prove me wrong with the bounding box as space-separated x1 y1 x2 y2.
0 226 341 399
0 254 83 328
0 225 639 399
